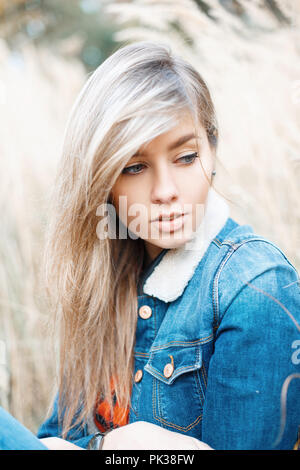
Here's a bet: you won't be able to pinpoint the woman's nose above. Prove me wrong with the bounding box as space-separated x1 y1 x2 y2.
150 169 179 205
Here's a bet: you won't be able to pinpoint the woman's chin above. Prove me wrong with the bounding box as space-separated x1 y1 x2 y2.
146 233 195 251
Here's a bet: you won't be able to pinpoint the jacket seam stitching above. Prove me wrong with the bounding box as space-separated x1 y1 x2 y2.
212 238 236 248
146 364 200 381
153 409 203 431
153 371 203 432
213 247 236 327
201 362 207 387
195 369 204 407
150 335 213 351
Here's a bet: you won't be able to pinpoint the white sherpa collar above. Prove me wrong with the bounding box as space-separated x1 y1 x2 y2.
143 187 230 302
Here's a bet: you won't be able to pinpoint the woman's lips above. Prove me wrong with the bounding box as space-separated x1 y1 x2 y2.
152 213 187 233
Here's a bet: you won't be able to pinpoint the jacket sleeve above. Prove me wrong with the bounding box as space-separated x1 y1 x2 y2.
36 393 96 449
201 241 300 450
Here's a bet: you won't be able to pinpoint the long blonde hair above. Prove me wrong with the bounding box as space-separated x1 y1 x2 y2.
43 40 219 436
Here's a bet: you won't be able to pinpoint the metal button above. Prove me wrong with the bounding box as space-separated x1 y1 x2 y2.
134 369 143 383
163 363 174 378
138 305 152 319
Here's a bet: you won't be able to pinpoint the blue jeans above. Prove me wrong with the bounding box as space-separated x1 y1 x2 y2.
0 407 48 450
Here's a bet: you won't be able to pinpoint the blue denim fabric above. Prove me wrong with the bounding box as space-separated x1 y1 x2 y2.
0 407 48 450
37 217 300 450
37 394 94 449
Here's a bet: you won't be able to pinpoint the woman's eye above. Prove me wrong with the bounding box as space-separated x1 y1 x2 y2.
177 152 198 164
121 152 198 175
122 163 145 175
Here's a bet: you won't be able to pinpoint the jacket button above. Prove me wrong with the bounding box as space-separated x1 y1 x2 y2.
163 363 174 378
134 369 143 383
138 305 152 319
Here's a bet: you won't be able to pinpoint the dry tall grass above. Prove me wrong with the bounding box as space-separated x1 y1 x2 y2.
0 39 86 431
0 0 300 433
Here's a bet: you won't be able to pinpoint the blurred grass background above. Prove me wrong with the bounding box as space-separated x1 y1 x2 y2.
0 0 299 433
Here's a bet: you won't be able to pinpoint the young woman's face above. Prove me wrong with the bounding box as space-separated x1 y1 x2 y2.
111 113 215 264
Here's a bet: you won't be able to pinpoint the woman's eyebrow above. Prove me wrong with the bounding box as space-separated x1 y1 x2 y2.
132 133 198 158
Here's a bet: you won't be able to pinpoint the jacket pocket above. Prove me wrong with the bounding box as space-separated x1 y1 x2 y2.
144 343 206 432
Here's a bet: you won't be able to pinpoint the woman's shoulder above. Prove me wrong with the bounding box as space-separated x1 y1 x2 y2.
213 217 300 319
214 216 299 275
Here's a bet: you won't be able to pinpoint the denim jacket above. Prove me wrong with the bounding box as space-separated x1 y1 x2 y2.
37 188 300 450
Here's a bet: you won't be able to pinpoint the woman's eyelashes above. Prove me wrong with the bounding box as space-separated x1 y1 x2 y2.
121 152 198 175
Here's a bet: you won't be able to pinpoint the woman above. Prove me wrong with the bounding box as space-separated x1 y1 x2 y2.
3 41 300 450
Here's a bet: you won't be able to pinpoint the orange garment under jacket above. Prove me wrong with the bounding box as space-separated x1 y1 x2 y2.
94 377 129 433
